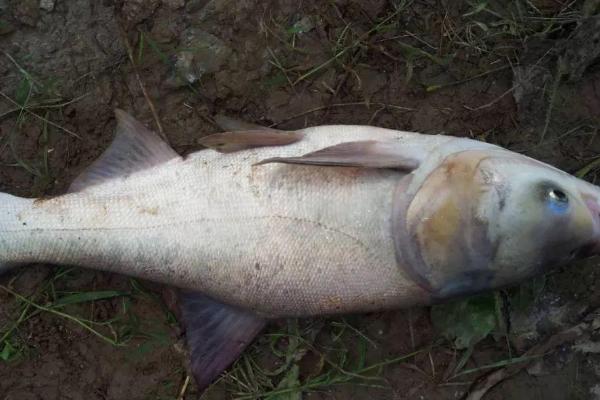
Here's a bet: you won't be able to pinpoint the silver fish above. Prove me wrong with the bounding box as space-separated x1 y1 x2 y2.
1 110 599 390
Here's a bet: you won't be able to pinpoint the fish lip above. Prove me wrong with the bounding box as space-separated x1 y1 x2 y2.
583 196 600 256
573 242 600 259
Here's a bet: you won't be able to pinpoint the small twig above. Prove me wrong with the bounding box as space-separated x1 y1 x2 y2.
369 43 403 62
117 25 166 141
402 30 438 50
463 319 594 400
266 331 426 382
539 59 564 143
270 101 414 127
293 7 404 85
2 51 42 89
0 302 33 344
452 354 543 380
408 308 416 349
367 106 385 125
336 318 378 349
177 375 191 400
464 86 516 111
0 284 123 346
429 352 436 378
0 90 82 139
0 93 91 120
266 47 296 92
576 156 600 178
426 65 511 92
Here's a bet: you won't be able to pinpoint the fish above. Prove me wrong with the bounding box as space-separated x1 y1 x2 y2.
1 109 599 391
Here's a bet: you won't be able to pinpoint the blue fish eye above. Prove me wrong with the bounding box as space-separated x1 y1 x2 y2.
547 188 569 212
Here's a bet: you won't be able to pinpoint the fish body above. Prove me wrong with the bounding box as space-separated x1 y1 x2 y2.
1 124 451 316
2 110 599 390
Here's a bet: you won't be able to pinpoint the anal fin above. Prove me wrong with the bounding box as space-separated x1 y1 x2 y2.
179 291 266 392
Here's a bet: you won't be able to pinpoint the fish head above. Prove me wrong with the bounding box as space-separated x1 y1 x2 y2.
394 145 600 300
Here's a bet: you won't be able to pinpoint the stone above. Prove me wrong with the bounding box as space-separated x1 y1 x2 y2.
162 0 185 10
0 19 16 35
13 0 40 27
149 11 182 43
121 0 160 25
561 15 600 81
166 28 232 87
39 0 55 12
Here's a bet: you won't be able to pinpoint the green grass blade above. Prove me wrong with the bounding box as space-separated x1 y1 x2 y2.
52 290 130 307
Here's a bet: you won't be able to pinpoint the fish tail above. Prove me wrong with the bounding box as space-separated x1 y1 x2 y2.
0 192 33 272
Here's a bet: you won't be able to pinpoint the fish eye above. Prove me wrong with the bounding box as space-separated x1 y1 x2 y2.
544 186 570 213
548 188 568 204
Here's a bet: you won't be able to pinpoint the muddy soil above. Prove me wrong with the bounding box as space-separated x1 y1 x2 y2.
1 1 600 399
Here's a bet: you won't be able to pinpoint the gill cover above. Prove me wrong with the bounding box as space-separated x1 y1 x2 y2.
393 150 503 299
393 145 600 300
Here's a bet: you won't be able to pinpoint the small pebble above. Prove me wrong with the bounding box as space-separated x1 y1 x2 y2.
162 0 185 10
39 0 55 12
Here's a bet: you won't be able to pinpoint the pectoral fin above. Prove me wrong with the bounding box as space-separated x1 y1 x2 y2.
256 140 422 170
199 130 304 153
179 291 266 392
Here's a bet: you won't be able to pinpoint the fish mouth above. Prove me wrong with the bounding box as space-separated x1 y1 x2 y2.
582 196 600 257
574 243 600 258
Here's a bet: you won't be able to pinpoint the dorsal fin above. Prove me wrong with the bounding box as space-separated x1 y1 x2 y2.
199 130 304 153
69 109 181 192
199 114 303 153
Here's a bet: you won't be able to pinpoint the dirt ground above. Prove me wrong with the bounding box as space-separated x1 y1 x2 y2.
1 0 600 399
